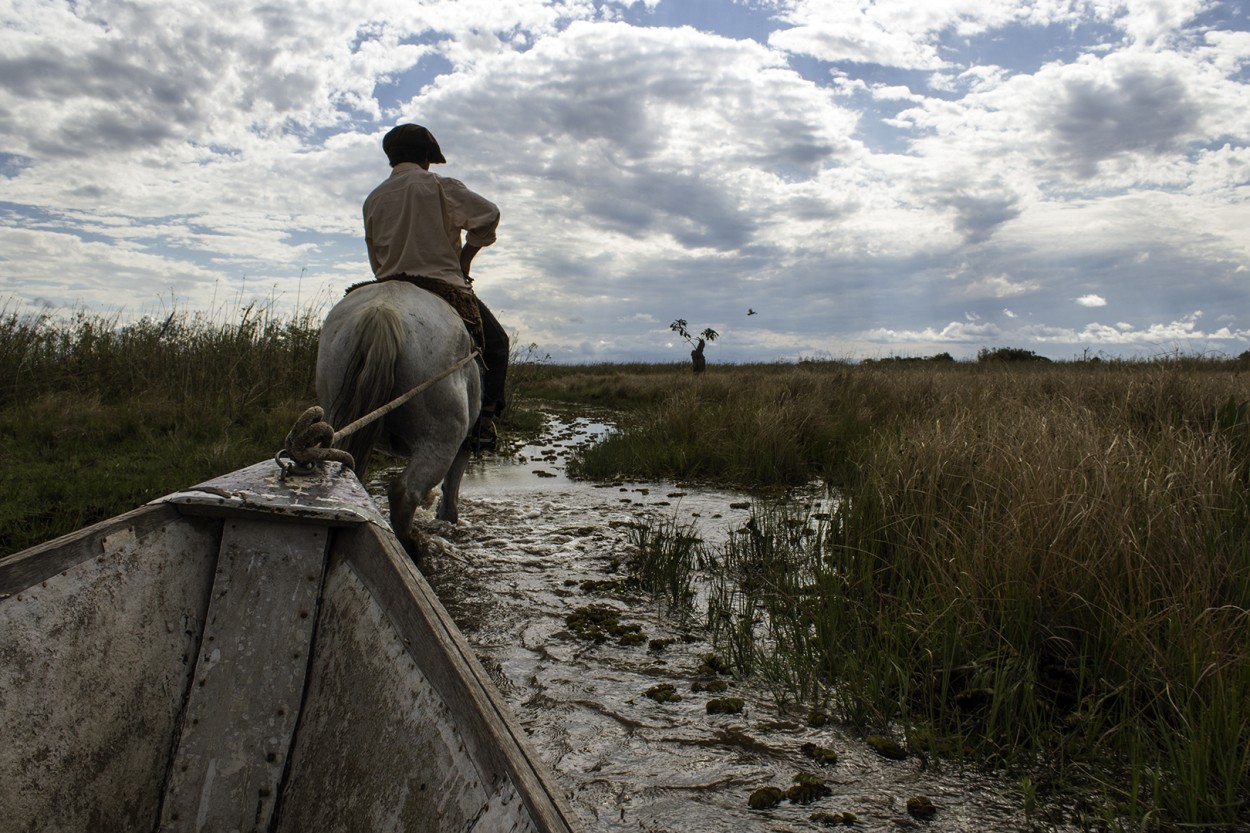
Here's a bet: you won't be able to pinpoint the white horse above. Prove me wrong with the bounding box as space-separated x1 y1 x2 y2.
316 280 480 559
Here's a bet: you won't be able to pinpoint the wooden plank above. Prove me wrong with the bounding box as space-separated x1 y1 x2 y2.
0 516 219 833
160 518 328 833
158 460 388 528
0 503 187 597
274 557 496 832
334 523 581 833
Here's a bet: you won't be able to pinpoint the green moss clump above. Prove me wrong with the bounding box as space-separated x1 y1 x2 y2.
806 709 829 728
698 653 732 675
748 786 785 810
787 772 832 805
800 742 839 765
564 604 641 643
692 679 729 693
706 697 745 715
866 734 908 760
906 796 937 819
644 684 682 703
810 811 857 826
648 637 676 652
618 631 648 647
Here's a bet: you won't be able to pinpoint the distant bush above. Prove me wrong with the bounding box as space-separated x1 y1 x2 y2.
863 352 956 365
976 346 1051 363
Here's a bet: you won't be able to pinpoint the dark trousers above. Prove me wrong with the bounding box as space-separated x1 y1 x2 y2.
476 298 509 414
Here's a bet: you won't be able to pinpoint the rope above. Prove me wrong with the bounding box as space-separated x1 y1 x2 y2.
276 349 479 478
330 350 479 442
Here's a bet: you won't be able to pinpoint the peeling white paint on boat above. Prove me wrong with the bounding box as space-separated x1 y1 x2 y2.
0 460 581 833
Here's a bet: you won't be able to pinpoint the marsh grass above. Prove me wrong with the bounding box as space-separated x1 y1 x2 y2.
4 306 1248 827
0 304 561 555
0 303 320 554
563 364 885 485
623 514 705 623
621 361 1250 830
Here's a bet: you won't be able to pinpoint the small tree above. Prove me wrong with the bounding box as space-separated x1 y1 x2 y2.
670 319 719 374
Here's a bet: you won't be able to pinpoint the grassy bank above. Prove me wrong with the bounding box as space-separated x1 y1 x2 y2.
3 308 1247 828
0 305 322 553
601 359 1250 831
0 307 557 554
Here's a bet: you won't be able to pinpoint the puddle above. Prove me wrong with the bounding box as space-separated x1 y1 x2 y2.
372 410 1031 832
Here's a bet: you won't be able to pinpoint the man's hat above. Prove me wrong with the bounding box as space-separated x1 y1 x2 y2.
382 124 447 165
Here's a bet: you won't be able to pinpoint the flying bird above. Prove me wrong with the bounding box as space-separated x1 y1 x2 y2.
747 308 757 316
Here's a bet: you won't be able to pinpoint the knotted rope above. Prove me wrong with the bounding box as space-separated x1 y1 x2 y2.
276 350 479 478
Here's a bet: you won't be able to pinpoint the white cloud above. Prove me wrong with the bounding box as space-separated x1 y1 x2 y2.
0 0 1246 362
966 274 1041 297
1077 294 1108 307
765 0 1073 69
865 319 1003 344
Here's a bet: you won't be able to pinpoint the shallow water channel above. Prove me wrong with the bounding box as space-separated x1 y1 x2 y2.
371 410 1031 833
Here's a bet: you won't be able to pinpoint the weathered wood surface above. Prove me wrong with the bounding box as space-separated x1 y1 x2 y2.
160 518 329 833
0 502 190 597
336 523 581 833
160 459 388 527
0 510 219 833
0 460 581 833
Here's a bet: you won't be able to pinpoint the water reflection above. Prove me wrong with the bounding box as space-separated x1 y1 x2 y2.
381 410 1031 832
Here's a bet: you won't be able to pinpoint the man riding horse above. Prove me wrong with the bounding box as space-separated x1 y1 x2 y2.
362 123 509 451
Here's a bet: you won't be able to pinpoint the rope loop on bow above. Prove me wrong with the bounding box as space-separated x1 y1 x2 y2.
276 406 356 479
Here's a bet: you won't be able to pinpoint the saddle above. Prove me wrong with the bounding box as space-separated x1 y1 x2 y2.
345 274 484 350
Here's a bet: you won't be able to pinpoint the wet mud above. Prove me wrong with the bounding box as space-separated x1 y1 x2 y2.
375 411 1031 832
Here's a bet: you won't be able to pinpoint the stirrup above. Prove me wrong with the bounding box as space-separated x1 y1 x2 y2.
466 412 497 453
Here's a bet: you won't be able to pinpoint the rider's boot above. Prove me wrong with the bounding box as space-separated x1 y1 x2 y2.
471 403 498 453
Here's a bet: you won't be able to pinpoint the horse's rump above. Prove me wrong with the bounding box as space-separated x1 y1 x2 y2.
326 300 404 477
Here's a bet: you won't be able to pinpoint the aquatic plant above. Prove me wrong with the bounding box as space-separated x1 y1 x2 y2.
747 786 784 810
800 743 838 765
644 684 681 703
564 604 643 644
786 772 832 804
906 796 937 819
705 697 745 715
603 359 1250 830
622 513 704 620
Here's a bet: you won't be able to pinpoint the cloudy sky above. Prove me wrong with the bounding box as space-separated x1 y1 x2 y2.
2 0 1248 362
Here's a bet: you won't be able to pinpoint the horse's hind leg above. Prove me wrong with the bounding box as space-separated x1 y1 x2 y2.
387 432 465 563
386 472 427 563
436 447 472 524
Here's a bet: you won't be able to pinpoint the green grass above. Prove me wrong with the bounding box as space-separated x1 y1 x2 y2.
3 306 1248 829
0 304 324 553
614 360 1250 831
0 306 556 555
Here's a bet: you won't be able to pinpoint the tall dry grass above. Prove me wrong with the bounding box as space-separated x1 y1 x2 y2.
0 304 565 555
650 361 1250 831
0 304 321 554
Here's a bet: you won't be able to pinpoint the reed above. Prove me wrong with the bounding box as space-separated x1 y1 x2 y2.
0 303 321 554
626 360 1250 830
623 514 704 623
564 362 894 485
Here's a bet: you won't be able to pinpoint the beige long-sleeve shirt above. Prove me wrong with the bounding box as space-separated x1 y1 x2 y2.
363 162 500 289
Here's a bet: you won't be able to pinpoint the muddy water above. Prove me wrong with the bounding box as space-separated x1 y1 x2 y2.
375 411 1029 832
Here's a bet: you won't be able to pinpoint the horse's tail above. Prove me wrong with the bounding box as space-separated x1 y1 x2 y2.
330 299 405 478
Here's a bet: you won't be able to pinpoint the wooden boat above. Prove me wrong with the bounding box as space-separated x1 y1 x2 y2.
0 460 582 833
